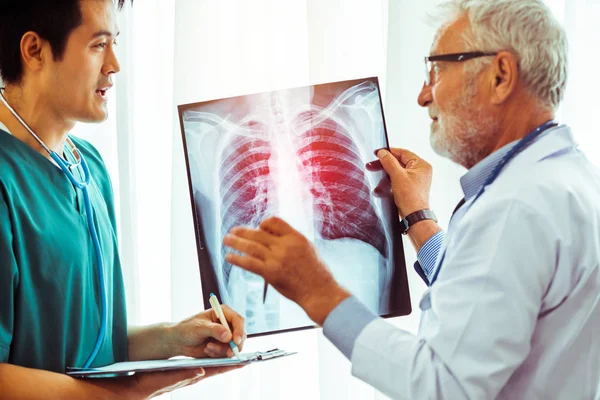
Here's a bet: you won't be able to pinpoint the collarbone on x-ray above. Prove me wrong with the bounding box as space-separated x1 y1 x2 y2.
180 78 408 335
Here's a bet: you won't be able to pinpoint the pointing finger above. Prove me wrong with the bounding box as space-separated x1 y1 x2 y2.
225 252 266 277
229 227 275 248
259 216 295 236
223 233 269 260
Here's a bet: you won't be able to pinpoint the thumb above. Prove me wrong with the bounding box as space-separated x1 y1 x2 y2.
377 149 407 181
196 320 232 343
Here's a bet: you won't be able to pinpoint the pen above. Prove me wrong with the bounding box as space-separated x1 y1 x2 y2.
262 281 268 303
209 293 241 358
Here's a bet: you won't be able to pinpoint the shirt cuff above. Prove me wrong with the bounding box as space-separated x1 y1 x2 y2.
417 230 445 280
323 296 378 360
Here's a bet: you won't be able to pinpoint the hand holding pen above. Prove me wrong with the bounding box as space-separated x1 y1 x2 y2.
209 293 242 357
166 295 246 360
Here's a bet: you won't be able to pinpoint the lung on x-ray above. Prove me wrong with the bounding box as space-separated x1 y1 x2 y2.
178 77 411 336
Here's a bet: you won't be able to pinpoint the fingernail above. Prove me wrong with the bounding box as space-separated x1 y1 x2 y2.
234 336 242 345
196 368 205 377
377 149 388 159
373 147 386 156
221 331 231 341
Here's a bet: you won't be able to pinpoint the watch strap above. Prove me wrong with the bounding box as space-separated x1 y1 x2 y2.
400 209 437 234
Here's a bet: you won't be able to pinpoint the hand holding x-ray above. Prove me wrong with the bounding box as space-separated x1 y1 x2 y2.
367 147 433 218
224 216 351 326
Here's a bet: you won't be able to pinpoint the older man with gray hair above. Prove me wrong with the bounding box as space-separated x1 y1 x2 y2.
224 0 600 398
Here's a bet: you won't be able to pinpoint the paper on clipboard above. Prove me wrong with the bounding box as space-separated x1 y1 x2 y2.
66 348 295 379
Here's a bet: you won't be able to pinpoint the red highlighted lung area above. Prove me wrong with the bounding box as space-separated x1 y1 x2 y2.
295 112 387 257
218 115 388 286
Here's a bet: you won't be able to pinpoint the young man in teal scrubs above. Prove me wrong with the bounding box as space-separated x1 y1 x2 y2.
0 0 246 398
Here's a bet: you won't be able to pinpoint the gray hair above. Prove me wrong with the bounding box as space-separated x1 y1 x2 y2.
435 0 568 110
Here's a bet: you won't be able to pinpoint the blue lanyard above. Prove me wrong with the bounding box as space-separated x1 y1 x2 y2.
429 120 559 286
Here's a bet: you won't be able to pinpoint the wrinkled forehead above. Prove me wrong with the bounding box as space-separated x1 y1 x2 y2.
430 14 470 56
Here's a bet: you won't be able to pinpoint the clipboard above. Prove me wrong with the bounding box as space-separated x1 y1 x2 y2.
66 348 296 378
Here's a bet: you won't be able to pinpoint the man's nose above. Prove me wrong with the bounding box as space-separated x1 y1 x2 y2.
103 47 121 75
418 82 432 108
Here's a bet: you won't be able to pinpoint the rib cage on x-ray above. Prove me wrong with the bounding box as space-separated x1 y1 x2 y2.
218 123 275 284
294 110 387 257
183 80 392 333
218 123 278 329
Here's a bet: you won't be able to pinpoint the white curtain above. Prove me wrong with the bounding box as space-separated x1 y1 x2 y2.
551 0 600 166
73 0 599 399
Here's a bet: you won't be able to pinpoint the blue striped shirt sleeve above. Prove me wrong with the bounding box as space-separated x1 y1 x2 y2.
322 296 378 360
323 231 446 359
417 230 446 280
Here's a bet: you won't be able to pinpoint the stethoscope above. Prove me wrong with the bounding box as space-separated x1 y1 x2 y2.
0 89 107 368
427 120 559 288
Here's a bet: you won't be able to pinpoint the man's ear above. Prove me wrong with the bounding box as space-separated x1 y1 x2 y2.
490 51 519 105
20 32 48 74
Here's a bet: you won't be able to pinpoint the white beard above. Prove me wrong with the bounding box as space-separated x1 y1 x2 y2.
429 82 499 169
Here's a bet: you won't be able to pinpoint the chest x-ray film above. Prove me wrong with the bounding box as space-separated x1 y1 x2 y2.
178 77 411 336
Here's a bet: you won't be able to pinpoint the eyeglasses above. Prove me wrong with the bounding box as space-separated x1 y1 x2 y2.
424 51 498 86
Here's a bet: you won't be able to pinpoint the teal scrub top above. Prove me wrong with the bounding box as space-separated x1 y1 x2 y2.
0 128 128 372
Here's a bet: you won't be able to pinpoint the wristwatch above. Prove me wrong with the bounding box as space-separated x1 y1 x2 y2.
399 209 437 234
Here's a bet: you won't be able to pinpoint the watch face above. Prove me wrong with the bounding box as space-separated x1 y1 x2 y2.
399 218 410 234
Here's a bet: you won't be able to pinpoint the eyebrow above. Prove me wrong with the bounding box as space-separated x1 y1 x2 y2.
91 30 120 39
